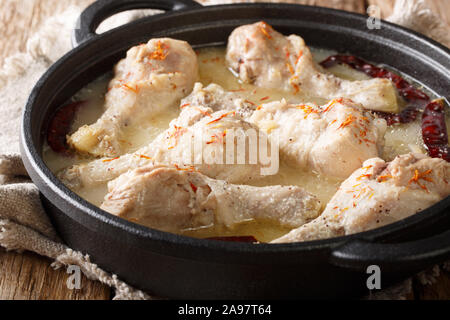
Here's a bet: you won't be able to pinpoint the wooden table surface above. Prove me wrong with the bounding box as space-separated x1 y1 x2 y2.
0 0 449 300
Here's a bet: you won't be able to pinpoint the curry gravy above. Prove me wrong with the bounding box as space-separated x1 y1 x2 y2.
43 47 441 242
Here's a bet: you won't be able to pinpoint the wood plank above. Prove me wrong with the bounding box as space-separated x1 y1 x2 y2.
0 248 111 300
0 0 95 65
0 0 362 301
0 0 366 66
0 0 449 301
0 0 109 300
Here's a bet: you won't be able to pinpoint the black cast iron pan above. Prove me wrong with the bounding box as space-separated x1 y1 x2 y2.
20 0 450 299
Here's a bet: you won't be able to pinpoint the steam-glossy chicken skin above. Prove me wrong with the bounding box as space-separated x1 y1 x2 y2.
226 22 399 112
249 98 387 179
101 166 321 233
68 38 199 157
272 153 450 243
60 107 274 189
179 83 256 123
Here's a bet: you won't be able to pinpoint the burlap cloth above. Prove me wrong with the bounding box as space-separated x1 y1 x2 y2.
0 0 449 300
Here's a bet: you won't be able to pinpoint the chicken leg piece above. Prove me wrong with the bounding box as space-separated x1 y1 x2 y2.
101 166 321 234
60 107 276 189
178 82 256 124
249 98 387 179
68 38 199 157
272 153 450 243
226 22 399 113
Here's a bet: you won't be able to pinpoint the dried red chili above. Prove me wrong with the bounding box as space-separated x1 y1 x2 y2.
47 101 85 155
320 55 430 125
320 54 450 162
422 99 450 161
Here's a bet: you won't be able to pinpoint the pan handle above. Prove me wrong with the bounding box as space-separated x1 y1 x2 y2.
330 229 450 273
73 0 202 47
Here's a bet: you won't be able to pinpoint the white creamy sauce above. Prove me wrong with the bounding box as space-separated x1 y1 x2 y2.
43 47 444 242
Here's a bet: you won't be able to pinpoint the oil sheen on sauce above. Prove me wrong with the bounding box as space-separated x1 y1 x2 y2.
42 47 441 242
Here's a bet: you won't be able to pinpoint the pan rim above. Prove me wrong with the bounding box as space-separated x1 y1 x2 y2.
21 2 450 258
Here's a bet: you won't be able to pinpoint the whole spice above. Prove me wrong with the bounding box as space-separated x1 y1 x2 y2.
320 54 450 162
47 101 85 155
422 99 450 161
